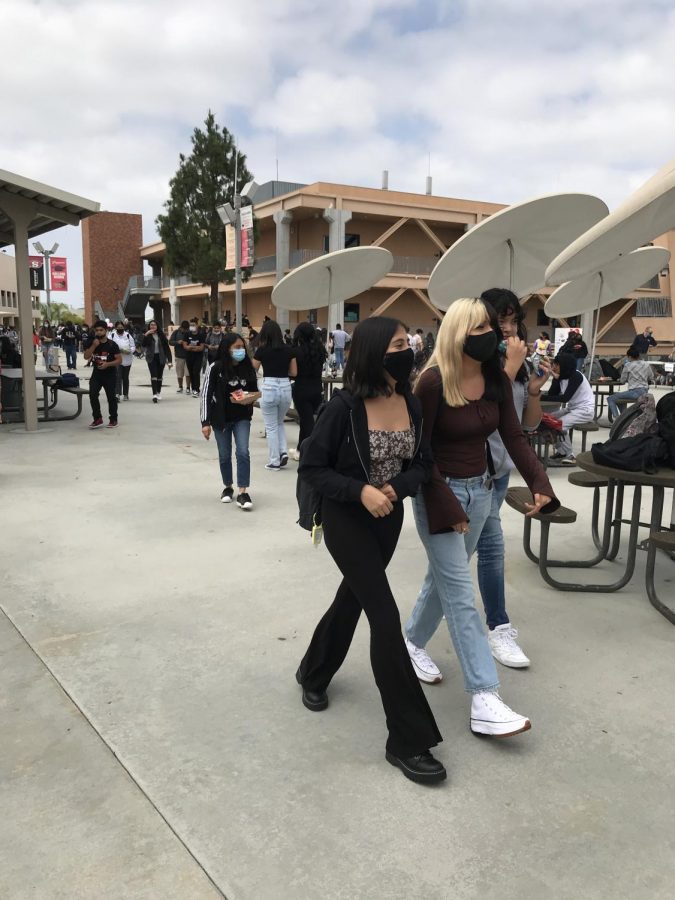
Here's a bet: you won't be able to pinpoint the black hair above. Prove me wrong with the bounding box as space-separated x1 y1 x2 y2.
93 320 108 330
180 320 190 329
214 332 255 381
540 330 550 340
343 316 405 399
258 319 284 349
293 321 327 367
113 320 124 329
477 303 507 402
481 292 528 386
626 346 640 359
554 352 577 380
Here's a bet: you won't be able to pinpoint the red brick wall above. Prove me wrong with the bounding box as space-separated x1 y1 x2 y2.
82 212 143 323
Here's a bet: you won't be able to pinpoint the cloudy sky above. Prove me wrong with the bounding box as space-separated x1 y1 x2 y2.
2 0 675 308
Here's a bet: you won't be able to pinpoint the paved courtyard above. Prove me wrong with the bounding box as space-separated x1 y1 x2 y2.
1 366 674 899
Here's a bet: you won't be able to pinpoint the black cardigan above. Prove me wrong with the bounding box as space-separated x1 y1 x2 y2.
298 388 433 504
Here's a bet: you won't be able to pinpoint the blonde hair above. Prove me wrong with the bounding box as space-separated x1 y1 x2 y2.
420 298 490 407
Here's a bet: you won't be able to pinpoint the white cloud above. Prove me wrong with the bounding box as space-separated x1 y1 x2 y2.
1 0 674 307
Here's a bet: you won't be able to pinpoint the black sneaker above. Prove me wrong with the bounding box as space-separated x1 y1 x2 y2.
221 487 234 504
152 396 158 403
280 453 289 467
237 492 253 510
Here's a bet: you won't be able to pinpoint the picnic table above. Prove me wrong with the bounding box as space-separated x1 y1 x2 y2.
590 379 622 422
0 368 87 422
322 374 343 401
510 450 674 622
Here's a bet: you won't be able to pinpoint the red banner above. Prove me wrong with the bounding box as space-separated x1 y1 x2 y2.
49 257 68 291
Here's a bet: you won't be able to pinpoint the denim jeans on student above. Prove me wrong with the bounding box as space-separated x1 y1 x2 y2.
64 345 77 368
213 419 251 487
260 377 292 466
405 473 500 694
607 387 647 420
334 347 345 368
476 472 510 631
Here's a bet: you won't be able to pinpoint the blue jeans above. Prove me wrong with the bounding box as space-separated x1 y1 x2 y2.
575 357 585 371
406 474 500 694
334 347 345 368
607 387 647 420
64 345 77 368
260 378 292 466
476 473 510 630
213 419 251 488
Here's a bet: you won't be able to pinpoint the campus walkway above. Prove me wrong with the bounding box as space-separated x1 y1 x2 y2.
1 367 674 899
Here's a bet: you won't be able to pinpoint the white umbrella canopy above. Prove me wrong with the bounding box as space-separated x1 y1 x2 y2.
544 246 671 318
545 245 670 372
545 156 675 285
272 246 393 311
427 193 609 309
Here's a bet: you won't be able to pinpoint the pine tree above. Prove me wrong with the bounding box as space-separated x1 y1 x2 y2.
156 111 254 324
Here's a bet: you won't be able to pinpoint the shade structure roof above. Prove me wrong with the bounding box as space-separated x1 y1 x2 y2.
545 246 671 318
0 168 100 246
545 156 675 284
272 246 393 310
427 193 609 309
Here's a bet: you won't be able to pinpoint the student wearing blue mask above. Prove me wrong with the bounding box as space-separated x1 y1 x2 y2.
200 333 260 510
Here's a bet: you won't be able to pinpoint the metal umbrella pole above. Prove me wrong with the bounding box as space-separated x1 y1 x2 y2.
588 273 604 375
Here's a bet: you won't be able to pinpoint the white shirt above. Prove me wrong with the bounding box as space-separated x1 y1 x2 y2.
111 330 136 365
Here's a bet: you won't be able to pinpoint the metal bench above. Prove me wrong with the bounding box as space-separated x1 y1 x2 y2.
569 421 600 452
43 385 89 421
567 471 612 554
645 531 675 625
505 487 579 587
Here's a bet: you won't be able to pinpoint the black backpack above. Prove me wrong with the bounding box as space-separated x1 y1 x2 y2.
600 359 621 380
656 391 675 467
55 373 79 389
296 400 329 531
591 433 668 474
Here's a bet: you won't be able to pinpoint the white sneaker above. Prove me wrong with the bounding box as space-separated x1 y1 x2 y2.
488 624 530 668
156 393 162 401
470 691 531 737
405 638 442 684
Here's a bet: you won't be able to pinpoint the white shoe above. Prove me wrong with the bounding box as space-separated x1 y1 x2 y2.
156 393 162 401
470 691 531 737
488 624 530 668
405 638 442 684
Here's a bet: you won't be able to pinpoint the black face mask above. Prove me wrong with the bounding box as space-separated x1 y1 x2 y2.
383 348 414 392
463 331 497 362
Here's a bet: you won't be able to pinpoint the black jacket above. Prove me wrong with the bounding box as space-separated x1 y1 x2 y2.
200 358 258 427
298 388 433 504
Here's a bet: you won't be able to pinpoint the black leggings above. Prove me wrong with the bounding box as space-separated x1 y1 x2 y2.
116 365 130 397
298 498 442 757
186 353 202 392
292 382 323 447
147 355 165 395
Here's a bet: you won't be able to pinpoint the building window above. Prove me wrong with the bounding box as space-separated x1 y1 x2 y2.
322 233 360 253
344 302 360 323
536 310 550 326
636 297 671 317
308 309 318 324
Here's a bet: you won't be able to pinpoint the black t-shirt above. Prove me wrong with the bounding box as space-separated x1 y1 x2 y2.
183 329 206 351
61 327 79 346
294 346 325 382
85 338 120 372
223 367 259 421
253 345 295 377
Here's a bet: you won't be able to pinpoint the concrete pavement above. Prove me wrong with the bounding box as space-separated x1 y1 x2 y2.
1 365 674 899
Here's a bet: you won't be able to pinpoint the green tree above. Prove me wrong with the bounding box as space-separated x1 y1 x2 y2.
39 302 83 325
156 111 254 324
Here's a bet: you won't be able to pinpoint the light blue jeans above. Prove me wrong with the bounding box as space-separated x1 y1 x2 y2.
406 473 500 693
260 377 292 466
607 387 647 420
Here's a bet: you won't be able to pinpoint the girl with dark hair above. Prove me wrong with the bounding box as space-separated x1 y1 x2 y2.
297 316 446 785
291 321 328 458
111 320 135 401
141 320 173 402
545 352 595 464
403 298 558 738
253 320 297 469
201 333 260 509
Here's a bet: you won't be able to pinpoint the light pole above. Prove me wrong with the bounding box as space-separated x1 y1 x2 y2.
32 240 59 322
217 179 259 328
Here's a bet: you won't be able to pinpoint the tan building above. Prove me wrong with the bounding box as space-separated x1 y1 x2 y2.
135 180 674 356
0 251 41 327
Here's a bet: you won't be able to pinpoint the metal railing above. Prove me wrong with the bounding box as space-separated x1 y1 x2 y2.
390 255 437 275
252 255 277 274
128 275 163 292
290 249 323 268
636 297 671 317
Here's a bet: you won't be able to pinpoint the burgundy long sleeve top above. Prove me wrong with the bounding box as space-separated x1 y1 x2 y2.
416 368 559 533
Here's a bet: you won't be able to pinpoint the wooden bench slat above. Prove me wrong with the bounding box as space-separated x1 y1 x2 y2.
649 531 675 552
567 471 608 488
505 486 577 524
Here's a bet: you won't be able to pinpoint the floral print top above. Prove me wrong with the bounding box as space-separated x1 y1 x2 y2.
368 427 415 488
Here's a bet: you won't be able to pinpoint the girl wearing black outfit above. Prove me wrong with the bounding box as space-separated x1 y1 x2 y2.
296 316 445 785
141 320 173 402
200 333 261 509
291 321 327 458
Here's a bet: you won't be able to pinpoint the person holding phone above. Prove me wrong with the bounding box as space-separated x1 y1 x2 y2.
296 316 445 785
200 333 260 509
83 320 122 428
141 320 173 402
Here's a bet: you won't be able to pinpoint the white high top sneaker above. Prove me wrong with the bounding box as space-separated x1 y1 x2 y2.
470 692 531 737
488 623 530 668
405 638 442 684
